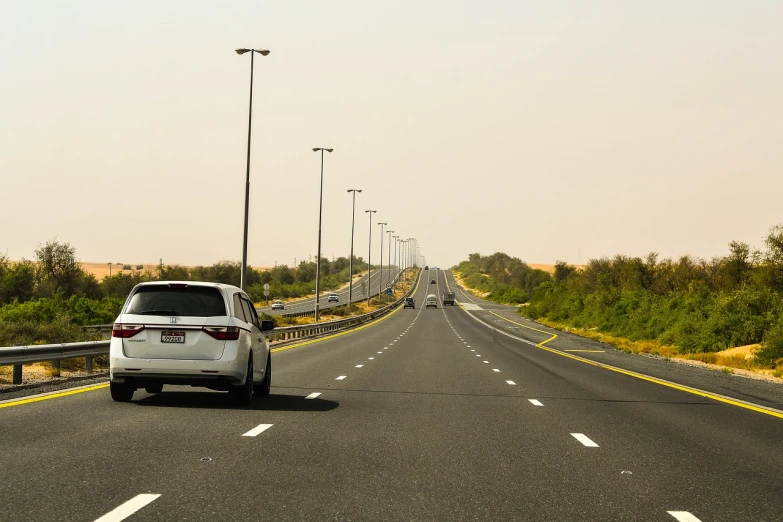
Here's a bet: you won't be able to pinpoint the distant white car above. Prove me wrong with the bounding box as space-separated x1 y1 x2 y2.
271 300 284 310
109 281 273 405
425 294 438 308
327 293 339 303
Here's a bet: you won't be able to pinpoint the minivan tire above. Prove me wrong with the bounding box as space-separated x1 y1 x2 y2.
255 355 271 397
230 358 254 406
110 382 134 402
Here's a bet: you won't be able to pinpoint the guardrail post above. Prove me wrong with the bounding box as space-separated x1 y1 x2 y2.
51 359 60 377
85 355 93 373
13 364 22 384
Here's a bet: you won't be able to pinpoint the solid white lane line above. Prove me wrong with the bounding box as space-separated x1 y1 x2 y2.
505 380 516 385
305 393 322 399
336 375 347 380
570 433 599 447
493 369 501 372
528 399 543 406
242 423 274 437
93 494 161 522
355 365 364 368
667 512 702 522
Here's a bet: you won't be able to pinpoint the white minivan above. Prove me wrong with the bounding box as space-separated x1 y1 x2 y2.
425 294 438 308
109 281 273 405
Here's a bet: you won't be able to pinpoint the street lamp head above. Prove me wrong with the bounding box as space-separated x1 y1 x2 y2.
257 49 270 56
347 189 362 193
312 147 334 153
235 48 251 55
365 209 376 214
378 222 387 226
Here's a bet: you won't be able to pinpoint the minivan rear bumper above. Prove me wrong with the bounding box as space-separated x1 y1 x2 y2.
109 338 246 386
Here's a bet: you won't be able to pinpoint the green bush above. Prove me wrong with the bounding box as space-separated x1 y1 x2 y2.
757 318 783 367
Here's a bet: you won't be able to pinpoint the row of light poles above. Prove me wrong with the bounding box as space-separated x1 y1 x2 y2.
234 46 420 321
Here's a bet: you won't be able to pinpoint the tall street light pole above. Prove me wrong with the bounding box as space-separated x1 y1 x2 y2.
386 230 394 290
347 189 362 305
312 147 334 322
365 210 376 305
377 222 387 299
392 235 399 286
236 47 270 291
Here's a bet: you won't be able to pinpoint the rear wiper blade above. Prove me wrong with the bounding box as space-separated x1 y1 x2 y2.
136 309 178 315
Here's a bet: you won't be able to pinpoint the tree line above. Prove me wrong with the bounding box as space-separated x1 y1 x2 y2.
0 239 368 346
456 225 783 368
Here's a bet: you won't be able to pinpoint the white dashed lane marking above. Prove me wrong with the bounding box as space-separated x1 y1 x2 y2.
483 361 489 364
242 423 274 437
505 380 516 385
667 512 702 522
305 392 322 399
528 399 543 406
336 375 347 380
368 357 375 360
493 369 501 372
355 365 364 368
94 494 161 522
570 433 599 447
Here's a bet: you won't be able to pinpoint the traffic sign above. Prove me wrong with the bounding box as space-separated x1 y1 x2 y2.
263 283 270 290
386 288 393 296
263 289 270 296
386 283 392 289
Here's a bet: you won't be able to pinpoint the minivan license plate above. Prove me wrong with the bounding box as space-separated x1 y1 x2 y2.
161 331 185 343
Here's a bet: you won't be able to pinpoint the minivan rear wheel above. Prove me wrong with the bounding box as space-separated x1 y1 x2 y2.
230 358 254 406
255 355 271 397
110 382 134 402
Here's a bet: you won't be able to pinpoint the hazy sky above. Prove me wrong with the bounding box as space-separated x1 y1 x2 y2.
2 1 782 269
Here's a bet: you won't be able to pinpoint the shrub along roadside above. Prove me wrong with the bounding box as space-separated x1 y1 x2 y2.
454 225 783 374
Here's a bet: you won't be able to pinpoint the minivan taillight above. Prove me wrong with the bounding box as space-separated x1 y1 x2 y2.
203 326 240 341
112 323 145 338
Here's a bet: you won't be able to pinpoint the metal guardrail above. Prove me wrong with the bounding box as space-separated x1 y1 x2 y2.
0 269 420 386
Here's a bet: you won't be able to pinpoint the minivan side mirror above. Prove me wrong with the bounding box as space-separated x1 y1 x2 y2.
261 320 275 332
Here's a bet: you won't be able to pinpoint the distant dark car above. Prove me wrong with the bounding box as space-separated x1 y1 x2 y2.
430 279 436 284
404 297 415 309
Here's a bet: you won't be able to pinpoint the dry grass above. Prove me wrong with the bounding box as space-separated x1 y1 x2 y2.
533 318 783 382
451 271 491 298
534 318 678 358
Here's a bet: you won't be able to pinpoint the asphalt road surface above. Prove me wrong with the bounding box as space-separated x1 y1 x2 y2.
1 268 781 521
257 267 400 316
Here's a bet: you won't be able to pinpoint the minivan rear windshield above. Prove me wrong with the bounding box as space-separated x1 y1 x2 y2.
125 285 227 317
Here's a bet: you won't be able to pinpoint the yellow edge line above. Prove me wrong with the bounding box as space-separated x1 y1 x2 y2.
1 271 422 410
0 383 110 409
565 350 605 353
448 271 783 420
445 273 558 346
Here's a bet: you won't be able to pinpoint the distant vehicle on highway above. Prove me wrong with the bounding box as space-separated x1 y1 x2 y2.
271 300 284 310
109 281 273 405
425 294 438 308
430 279 436 284
404 297 415 309
327 292 339 303
441 292 455 306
